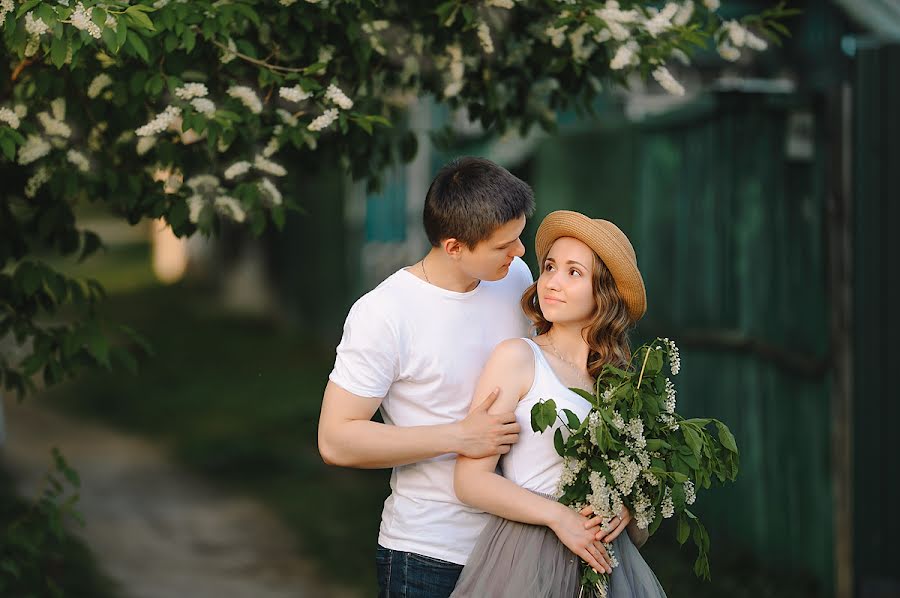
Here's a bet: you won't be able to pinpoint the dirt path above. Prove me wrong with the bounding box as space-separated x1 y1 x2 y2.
1 396 357 598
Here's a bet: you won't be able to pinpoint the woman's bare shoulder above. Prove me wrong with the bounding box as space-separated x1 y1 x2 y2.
490 337 535 365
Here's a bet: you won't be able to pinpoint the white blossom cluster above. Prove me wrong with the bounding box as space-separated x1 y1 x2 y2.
361 20 389 55
610 40 639 70
253 154 287 177
643 3 679 38
608 454 642 496
660 486 675 518
0 107 20 130
324 84 354 110
477 22 494 54
185 174 245 224
569 23 594 62
135 105 181 137
545 24 566 48
443 44 465 97
37 112 71 139
87 73 113 99
717 19 768 62
190 98 216 115
610 410 625 431
25 12 50 36
18 135 52 165
24 166 52 198
660 337 681 374
227 85 263 114
71 2 102 39
658 412 679 430
0 0 14 27
224 160 251 180
258 178 283 206
664 377 677 413
279 85 312 103
214 195 246 223
652 66 685 96
587 410 603 445
486 0 514 8
66 149 90 172
136 136 157 155
632 489 654 529
307 108 338 132
261 127 281 158
585 470 622 522
684 479 697 505
174 83 209 100
88 122 108 151
624 417 646 449
556 456 583 496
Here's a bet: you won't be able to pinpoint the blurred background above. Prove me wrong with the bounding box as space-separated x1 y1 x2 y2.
2 0 898 597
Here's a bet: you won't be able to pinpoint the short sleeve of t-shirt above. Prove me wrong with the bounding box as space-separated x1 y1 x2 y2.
329 294 400 398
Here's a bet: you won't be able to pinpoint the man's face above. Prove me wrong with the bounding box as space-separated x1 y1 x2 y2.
458 215 527 282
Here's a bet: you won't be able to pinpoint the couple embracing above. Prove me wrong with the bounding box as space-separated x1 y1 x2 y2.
318 157 667 598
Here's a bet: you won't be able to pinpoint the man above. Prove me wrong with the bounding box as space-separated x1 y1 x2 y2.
318 156 536 597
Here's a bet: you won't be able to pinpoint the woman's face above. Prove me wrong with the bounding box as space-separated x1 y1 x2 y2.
537 237 597 326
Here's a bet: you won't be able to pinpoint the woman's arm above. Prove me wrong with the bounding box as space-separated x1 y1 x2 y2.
453 339 614 573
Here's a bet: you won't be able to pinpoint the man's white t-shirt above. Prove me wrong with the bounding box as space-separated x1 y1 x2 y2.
329 256 533 565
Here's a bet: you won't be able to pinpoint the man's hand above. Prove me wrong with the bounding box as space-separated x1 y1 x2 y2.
454 388 520 458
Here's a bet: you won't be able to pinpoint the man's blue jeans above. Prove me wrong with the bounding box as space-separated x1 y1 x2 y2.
376 544 463 598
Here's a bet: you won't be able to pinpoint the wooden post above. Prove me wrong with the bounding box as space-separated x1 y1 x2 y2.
826 80 854 598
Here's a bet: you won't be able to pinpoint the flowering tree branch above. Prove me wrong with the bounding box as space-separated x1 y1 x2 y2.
0 0 796 396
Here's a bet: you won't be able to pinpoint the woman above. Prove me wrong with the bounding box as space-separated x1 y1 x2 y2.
451 211 667 598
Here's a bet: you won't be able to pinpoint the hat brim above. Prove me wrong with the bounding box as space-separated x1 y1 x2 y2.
535 211 647 321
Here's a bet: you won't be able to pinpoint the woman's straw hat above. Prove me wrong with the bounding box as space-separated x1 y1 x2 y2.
535 210 647 321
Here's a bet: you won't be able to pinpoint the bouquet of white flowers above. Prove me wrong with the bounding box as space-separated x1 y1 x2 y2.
531 338 739 597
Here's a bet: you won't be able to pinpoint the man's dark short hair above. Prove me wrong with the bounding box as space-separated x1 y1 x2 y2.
423 157 535 248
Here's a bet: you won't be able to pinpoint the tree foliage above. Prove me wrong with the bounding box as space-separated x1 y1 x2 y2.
0 0 795 395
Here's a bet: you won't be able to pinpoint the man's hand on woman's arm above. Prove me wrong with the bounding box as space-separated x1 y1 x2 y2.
317 382 520 469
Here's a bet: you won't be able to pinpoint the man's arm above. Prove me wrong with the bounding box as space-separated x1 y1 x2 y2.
317 381 520 469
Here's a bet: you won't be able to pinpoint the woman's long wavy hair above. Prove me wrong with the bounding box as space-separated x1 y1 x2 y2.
521 250 634 379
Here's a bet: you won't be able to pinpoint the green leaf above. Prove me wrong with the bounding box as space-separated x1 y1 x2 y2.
50 35 68 68
0 136 15 161
126 33 150 63
125 6 156 31
84 321 110 369
715 421 738 453
645 438 671 451
530 399 557 433
79 231 103 262
676 514 690 544
682 426 702 458
16 0 41 19
568 387 596 405
561 408 581 430
116 17 128 50
553 427 565 457
119 324 154 356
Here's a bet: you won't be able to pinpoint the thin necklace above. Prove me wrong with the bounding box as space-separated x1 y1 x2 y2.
546 330 591 386
421 255 430 283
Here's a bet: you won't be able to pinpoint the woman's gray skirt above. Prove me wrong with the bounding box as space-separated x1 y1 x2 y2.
451 511 667 598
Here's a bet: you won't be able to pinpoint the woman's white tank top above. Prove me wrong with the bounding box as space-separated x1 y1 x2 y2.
500 338 594 496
